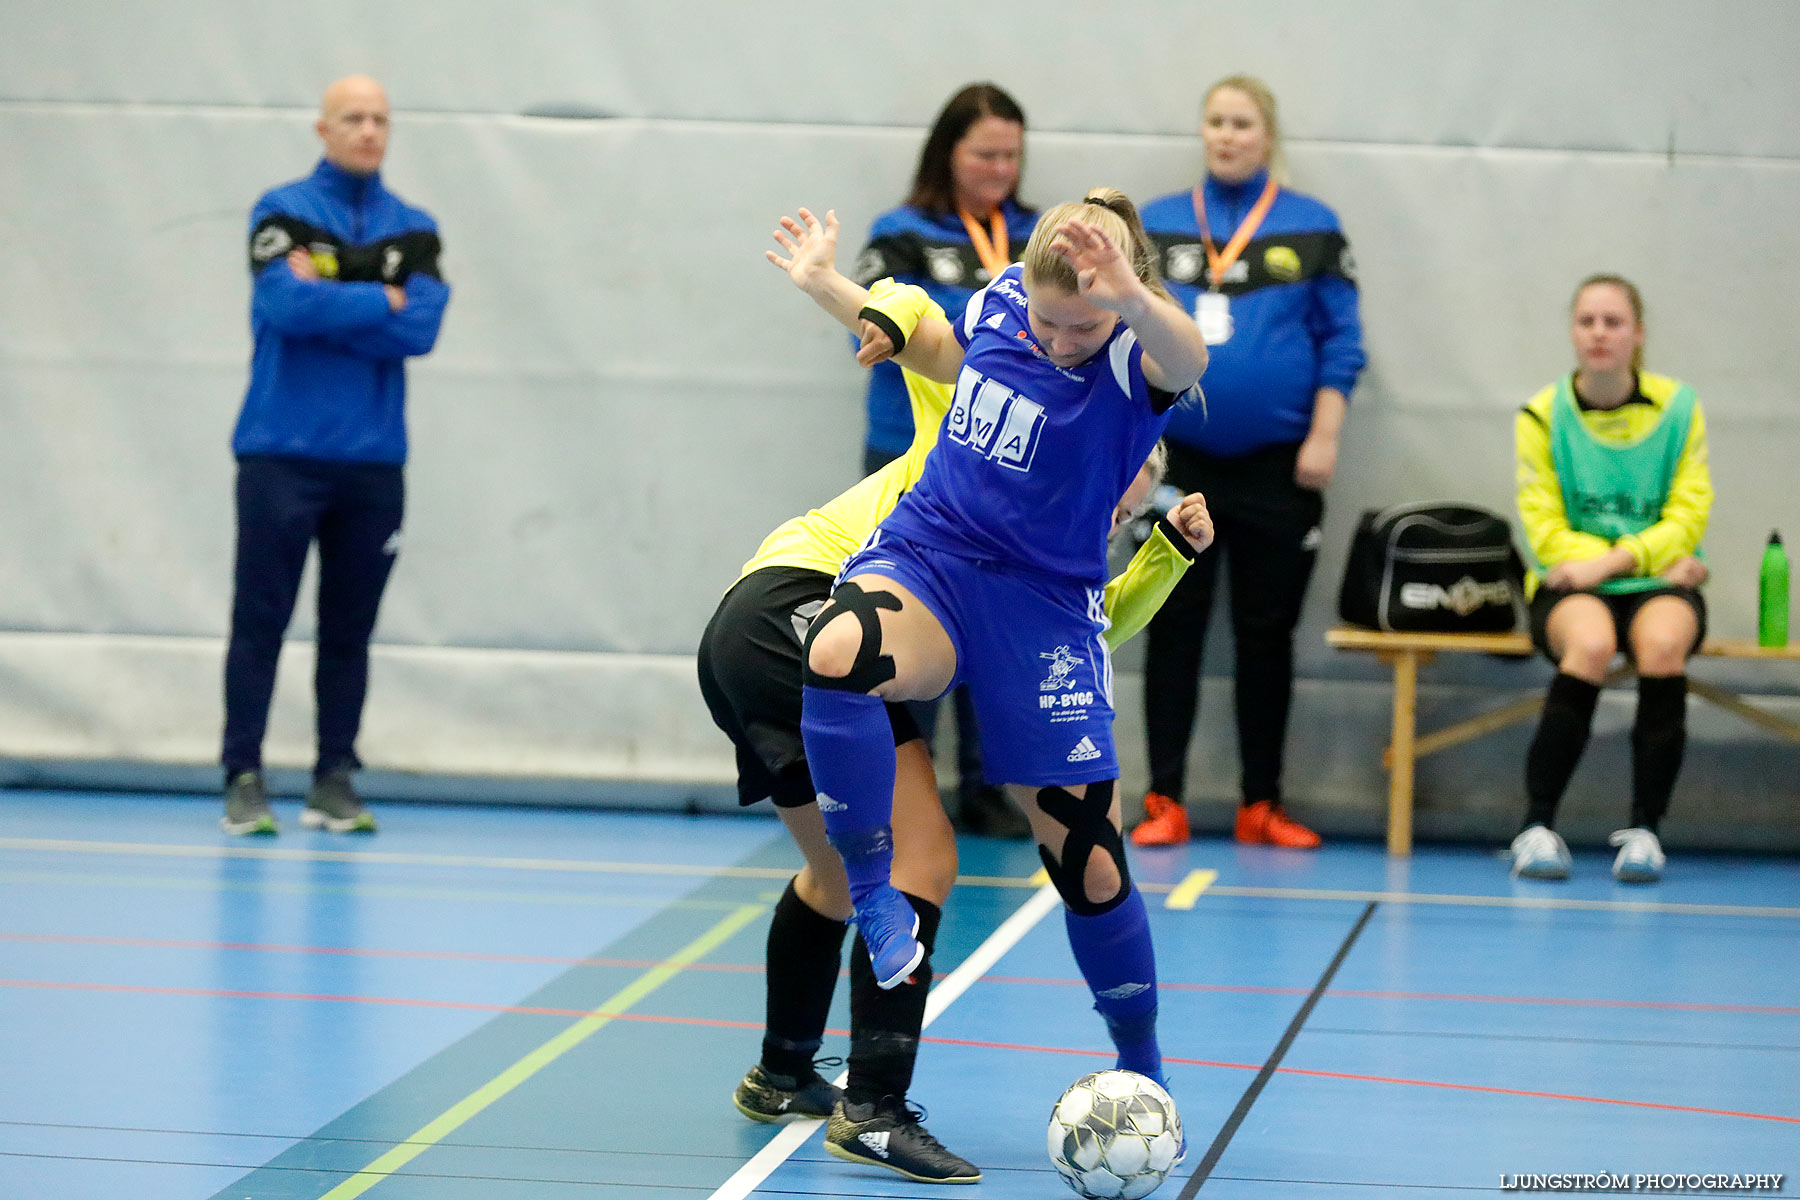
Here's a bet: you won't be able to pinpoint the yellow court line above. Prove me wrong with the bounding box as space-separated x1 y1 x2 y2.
318 902 765 1200
1164 869 1217 910
1028 867 1050 887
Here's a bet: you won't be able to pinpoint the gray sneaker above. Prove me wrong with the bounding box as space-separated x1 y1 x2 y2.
221 771 278 835
301 766 377 833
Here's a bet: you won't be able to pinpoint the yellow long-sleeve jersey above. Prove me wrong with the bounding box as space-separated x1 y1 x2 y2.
1516 371 1712 594
738 280 1193 650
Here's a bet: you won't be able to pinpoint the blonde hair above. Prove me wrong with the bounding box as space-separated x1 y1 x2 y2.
1021 187 1171 302
1144 438 1169 486
1572 273 1646 373
1205 74 1288 186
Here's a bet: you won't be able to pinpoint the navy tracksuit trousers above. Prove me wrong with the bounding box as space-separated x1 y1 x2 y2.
222 455 404 778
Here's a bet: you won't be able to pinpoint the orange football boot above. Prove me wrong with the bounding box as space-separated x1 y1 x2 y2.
1130 792 1191 846
1234 800 1321 848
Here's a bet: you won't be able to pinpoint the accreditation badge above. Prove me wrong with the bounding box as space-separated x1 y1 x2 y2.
1195 291 1233 345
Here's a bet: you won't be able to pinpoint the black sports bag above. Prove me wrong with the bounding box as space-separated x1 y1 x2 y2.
1337 502 1525 633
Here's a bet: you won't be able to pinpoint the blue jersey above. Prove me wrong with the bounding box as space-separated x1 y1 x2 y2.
879 266 1175 584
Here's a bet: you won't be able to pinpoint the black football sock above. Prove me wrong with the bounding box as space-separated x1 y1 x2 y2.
845 892 941 1108
1630 674 1687 834
761 877 848 1080
1523 672 1600 831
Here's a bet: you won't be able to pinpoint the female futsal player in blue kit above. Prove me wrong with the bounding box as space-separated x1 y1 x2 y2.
767 193 1207 1088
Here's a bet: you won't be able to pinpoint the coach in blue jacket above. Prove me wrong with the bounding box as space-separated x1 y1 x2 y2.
220 75 450 836
1131 75 1365 850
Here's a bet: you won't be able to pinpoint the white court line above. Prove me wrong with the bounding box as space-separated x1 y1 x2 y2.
15 838 1789 917
705 883 1064 1200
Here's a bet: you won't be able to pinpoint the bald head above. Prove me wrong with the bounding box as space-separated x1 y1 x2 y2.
316 75 390 175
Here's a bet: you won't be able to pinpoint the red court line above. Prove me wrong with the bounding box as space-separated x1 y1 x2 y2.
1261 1063 1800 1125
8 934 1793 1015
5 977 1794 1126
981 974 1800 1016
912 1034 1800 1126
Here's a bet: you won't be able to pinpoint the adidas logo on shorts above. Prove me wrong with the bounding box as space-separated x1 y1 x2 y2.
1066 736 1101 763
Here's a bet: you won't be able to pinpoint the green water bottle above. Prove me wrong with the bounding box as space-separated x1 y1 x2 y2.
1760 531 1789 647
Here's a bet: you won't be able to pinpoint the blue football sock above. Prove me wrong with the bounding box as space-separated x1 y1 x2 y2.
1065 886 1162 1082
801 685 897 904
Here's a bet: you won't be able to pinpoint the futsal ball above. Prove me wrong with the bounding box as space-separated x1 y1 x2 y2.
1047 1069 1183 1199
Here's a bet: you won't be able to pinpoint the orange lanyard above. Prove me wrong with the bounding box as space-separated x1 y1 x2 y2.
958 208 1011 277
1191 176 1278 289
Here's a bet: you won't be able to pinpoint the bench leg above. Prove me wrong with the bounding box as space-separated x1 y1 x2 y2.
1387 650 1418 856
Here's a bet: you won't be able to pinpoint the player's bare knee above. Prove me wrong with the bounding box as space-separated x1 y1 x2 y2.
800 581 902 693
1636 642 1688 676
1034 781 1131 917
1082 849 1125 908
1561 634 1615 677
803 619 860 681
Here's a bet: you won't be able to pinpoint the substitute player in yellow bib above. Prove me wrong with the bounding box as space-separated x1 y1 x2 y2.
1508 274 1712 885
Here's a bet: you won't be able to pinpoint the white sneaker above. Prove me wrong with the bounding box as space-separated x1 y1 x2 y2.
1608 827 1665 883
1509 824 1571 879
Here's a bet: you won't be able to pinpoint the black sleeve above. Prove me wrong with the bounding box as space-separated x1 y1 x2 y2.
247 214 326 274
335 229 443 283
388 230 443 281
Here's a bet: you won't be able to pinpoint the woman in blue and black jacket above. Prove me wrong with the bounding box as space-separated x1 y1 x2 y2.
849 82 1040 837
1132 74 1366 849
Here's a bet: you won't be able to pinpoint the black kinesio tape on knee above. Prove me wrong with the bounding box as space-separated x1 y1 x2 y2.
1034 780 1130 916
801 581 901 693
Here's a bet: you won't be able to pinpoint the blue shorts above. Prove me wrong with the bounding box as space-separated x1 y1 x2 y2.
839 531 1117 787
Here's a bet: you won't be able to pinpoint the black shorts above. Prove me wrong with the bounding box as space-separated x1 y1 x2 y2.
1528 584 1708 662
696 565 921 808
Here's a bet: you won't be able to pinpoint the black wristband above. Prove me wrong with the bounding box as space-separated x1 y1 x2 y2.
856 306 907 356
1155 513 1199 561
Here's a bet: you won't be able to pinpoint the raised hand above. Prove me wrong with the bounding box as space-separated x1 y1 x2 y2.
1048 218 1140 313
766 207 839 293
1169 492 1215 554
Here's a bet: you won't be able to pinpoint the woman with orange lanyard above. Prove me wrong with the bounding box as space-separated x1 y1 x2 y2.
850 82 1040 838
1131 74 1365 848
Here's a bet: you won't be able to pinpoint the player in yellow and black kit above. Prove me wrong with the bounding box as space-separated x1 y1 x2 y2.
1508 275 1712 886
698 279 1209 1184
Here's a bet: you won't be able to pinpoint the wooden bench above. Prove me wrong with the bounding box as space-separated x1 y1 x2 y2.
1324 625 1800 856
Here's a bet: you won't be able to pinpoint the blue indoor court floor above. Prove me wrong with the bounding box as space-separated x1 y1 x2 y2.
1 790 1795 1199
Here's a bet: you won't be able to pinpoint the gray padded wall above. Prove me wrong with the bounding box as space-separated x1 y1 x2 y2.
2 2 1796 838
